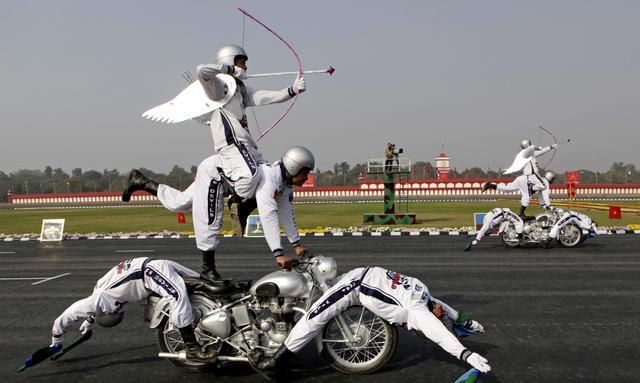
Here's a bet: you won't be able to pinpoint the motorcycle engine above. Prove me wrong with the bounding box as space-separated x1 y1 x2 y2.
191 295 232 339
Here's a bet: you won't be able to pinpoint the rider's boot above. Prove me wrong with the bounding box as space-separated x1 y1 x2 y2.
518 205 534 221
122 169 158 202
482 182 497 192
258 344 295 371
200 250 222 282
178 324 215 363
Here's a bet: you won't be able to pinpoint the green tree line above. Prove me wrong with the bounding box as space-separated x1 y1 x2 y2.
1 162 638 202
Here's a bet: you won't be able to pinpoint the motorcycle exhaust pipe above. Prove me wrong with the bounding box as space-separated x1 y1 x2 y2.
158 351 186 361
218 356 249 362
158 352 248 363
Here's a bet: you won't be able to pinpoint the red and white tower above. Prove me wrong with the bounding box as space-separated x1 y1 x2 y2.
435 142 451 180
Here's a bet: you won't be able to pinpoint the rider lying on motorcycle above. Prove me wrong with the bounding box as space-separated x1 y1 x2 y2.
465 207 524 251
548 208 598 239
49 257 214 362
258 266 491 374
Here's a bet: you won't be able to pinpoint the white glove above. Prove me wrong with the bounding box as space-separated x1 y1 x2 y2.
234 67 248 80
466 352 491 373
50 335 63 348
79 318 94 335
551 143 558 149
467 320 485 333
292 76 306 94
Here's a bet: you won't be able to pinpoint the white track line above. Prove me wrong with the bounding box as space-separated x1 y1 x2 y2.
116 250 156 253
0 252 16 254
31 273 71 285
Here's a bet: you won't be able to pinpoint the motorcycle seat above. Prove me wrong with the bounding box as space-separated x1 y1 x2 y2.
184 277 252 297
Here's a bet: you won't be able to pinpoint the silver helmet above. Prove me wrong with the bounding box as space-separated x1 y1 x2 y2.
544 171 556 183
95 311 125 328
313 255 337 280
520 139 532 149
215 44 248 66
282 146 315 176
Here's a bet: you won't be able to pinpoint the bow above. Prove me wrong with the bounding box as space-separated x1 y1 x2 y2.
538 125 558 169
238 8 302 141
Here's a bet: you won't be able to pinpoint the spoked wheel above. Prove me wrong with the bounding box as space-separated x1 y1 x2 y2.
318 305 397 375
500 223 520 248
156 318 207 372
557 223 582 248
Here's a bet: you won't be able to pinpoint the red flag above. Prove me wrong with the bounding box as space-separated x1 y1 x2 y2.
609 206 622 219
177 212 186 224
565 171 580 184
301 174 315 188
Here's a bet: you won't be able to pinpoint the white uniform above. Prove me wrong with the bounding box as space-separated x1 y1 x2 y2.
475 208 524 242
549 210 596 239
197 64 294 199
51 258 199 340
157 155 227 252
285 267 472 363
497 174 550 207
255 162 300 257
156 160 300 256
522 145 553 193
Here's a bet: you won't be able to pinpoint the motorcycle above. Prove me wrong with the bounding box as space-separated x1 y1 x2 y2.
144 254 398 375
499 209 593 248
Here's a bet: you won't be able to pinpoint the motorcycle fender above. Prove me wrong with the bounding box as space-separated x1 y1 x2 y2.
145 296 171 329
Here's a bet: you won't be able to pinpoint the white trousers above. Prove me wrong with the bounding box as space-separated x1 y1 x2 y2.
475 210 524 241
497 175 531 207
52 259 198 341
284 269 466 361
157 155 226 251
218 143 264 199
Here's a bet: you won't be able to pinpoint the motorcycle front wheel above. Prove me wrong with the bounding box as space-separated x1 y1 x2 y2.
557 223 583 248
317 305 398 375
500 223 520 247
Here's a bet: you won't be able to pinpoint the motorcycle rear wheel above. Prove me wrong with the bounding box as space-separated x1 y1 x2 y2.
317 305 398 375
156 318 208 373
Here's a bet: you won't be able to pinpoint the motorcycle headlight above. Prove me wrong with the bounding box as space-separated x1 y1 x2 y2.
314 255 337 281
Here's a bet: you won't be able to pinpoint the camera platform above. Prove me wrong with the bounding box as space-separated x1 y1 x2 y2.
363 158 416 225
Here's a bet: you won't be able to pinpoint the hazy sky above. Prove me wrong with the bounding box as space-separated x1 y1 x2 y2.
1 1 638 174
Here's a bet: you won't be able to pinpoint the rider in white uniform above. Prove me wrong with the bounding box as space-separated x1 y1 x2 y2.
122 147 315 279
49 258 212 362
196 44 306 200
259 266 491 373
483 140 557 218
548 209 597 240
465 207 524 251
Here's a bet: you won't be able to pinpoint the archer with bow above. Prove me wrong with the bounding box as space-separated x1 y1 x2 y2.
124 44 306 281
483 136 559 219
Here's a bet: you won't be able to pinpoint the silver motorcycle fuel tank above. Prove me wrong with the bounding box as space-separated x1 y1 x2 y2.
250 270 308 298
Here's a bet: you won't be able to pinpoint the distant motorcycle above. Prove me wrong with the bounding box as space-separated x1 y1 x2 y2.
499 209 594 248
145 254 398 375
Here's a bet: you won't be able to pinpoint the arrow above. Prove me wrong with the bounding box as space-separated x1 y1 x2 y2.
247 66 335 78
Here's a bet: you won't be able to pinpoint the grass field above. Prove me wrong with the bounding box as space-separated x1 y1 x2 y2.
1 200 638 235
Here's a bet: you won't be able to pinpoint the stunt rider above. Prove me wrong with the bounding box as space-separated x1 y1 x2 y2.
483 139 557 219
49 258 213 362
259 266 491 374
548 208 598 240
123 44 307 279
465 207 524 251
123 146 315 277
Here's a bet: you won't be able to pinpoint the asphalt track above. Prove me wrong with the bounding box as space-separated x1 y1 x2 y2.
1 235 639 383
